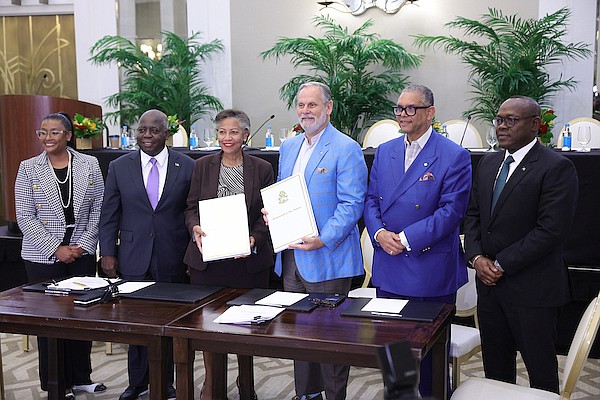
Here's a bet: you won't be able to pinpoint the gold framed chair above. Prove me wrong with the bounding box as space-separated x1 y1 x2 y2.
362 119 401 148
443 119 483 148
450 267 481 390
451 291 600 400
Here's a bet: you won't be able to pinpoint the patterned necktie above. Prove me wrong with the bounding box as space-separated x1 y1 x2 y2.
147 157 159 209
405 141 420 172
491 155 514 212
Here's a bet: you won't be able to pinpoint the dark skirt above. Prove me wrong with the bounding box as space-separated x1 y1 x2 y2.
189 258 269 289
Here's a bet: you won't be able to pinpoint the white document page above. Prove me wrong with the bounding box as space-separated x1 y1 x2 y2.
199 193 251 262
261 174 318 252
116 281 156 294
213 305 285 324
48 276 120 291
255 291 309 307
361 298 408 314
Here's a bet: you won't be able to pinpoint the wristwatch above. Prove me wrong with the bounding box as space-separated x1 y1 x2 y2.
469 254 483 268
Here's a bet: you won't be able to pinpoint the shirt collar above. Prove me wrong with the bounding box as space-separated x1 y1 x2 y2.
303 127 325 147
505 137 537 165
140 146 168 167
404 126 433 149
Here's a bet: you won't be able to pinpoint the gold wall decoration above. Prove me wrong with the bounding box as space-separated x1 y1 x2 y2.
0 14 77 99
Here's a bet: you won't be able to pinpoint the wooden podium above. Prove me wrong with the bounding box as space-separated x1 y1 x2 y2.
0 95 103 232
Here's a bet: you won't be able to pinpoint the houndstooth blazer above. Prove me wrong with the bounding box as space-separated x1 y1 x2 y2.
15 147 104 264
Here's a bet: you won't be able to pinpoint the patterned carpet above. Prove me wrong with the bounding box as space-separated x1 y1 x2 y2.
1 332 599 399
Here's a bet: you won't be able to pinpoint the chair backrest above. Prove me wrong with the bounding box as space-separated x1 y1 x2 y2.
443 120 483 148
561 292 600 399
456 267 477 316
557 117 600 149
362 119 401 148
360 228 373 288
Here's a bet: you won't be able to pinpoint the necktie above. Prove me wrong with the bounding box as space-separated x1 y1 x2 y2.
147 157 159 209
491 155 514 212
405 141 420 172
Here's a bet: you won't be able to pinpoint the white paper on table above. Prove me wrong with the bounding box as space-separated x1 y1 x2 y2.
347 287 377 298
255 291 308 307
213 304 285 324
261 174 318 253
199 193 251 262
361 298 408 314
116 281 156 294
48 276 120 291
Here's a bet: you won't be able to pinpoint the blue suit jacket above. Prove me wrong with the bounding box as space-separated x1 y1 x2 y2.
274 124 368 282
99 148 195 278
364 131 472 297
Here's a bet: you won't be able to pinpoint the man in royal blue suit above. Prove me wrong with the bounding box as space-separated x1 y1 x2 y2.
364 84 472 398
274 82 367 400
464 96 578 394
99 109 195 400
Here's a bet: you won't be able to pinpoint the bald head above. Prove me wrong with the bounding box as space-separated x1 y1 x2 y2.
136 109 169 156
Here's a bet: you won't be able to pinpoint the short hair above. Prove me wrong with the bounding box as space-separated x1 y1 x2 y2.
140 109 168 130
506 95 541 117
43 112 73 132
214 109 251 132
401 84 434 107
297 82 332 105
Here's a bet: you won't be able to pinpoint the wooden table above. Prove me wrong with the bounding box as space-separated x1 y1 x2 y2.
166 289 454 400
0 286 228 400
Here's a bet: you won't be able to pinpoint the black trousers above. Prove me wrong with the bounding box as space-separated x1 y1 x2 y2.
24 256 96 390
120 257 186 388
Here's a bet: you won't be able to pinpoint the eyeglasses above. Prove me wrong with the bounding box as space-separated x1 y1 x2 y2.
392 105 431 116
35 130 67 138
136 126 164 135
217 129 242 136
493 115 538 128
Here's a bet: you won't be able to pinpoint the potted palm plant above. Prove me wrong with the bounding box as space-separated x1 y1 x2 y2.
413 7 591 136
89 31 224 133
260 15 421 142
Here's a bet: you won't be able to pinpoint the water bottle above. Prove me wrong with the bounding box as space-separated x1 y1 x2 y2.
189 125 198 150
265 125 274 147
441 124 448 138
120 126 129 149
562 123 571 152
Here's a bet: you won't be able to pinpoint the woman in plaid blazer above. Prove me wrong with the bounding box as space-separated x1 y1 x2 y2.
14 112 105 398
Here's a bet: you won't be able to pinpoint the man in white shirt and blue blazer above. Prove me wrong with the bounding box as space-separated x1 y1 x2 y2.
273 82 367 400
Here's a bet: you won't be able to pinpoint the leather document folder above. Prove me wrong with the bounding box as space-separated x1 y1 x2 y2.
341 297 445 322
120 282 223 303
227 288 345 312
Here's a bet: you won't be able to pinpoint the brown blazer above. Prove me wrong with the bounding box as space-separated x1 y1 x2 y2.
183 151 275 274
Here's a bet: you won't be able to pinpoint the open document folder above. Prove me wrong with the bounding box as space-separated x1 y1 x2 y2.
213 304 285 325
261 174 319 252
198 193 251 262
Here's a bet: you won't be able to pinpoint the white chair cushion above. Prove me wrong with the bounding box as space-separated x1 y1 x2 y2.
451 377 560 400
450 324 481 358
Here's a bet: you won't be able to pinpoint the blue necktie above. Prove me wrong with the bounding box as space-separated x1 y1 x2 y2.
491 155 514 212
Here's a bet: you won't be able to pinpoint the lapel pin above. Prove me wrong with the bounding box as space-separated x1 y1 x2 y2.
423 162 428 167
522 167 526 171
175 162 180 167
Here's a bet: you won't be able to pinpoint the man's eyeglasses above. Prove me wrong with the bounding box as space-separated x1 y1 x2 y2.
493 115 538 128
392 105 431 116
136 126 164 135
35 130 67 138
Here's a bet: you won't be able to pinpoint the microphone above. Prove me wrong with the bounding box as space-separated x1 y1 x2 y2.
245 114 275 147
35 73 48 95
459 114 472 148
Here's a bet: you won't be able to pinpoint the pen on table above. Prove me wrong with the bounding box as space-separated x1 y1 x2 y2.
44 289 70 296
370 311 401 317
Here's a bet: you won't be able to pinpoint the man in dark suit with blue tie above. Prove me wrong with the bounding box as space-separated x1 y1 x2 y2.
464 96 578 394
99 109 195 400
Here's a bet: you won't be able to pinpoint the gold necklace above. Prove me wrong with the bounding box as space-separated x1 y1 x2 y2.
48 151 72 208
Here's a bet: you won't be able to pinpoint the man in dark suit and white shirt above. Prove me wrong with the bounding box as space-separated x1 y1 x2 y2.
464 96 578 393
99 109 195 400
